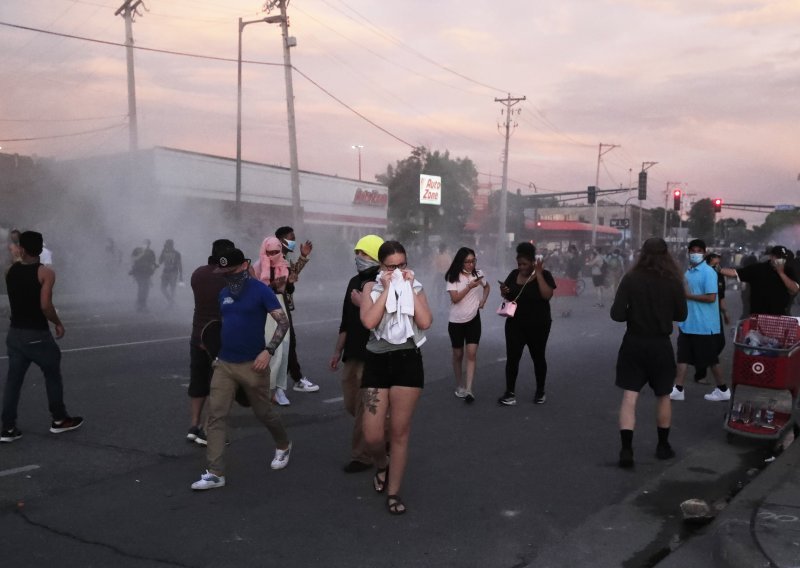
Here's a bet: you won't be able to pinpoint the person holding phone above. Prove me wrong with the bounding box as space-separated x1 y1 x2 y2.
444 247 490 403
498 242 556 406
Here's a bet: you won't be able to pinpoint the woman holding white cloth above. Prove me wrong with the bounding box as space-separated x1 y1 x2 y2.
360 241 432 515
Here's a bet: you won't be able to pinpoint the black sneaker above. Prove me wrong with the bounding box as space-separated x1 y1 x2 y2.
619 448 634 468
498 392 516 406
187 425 202 442
534 392 546 404
194 429 208 446
464 392 475 404
655 443 675 460
0 427 22 443
50 416 84 434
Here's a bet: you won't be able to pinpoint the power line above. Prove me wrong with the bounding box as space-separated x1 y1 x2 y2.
0 114 128 122
0 122 127 142
0 20 416 149
321 0 508 94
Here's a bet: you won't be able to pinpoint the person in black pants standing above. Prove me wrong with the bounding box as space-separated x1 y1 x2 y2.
1 231 83 443
497 242 556 406
610 238 687 468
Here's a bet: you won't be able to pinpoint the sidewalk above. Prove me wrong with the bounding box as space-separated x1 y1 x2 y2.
658 436 800 568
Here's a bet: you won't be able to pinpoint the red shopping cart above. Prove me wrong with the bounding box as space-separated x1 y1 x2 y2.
724 314 800 439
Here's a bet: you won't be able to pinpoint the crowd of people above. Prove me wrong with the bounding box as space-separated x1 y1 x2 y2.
3 224 800 514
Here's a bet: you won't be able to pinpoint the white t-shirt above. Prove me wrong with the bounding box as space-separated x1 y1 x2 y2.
446 270 487 323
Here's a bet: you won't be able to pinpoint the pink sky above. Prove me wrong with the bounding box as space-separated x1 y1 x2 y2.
2 0 799 225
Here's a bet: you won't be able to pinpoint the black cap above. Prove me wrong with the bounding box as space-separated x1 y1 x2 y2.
214 248 247 273
770 245 789 259
688 239 706 251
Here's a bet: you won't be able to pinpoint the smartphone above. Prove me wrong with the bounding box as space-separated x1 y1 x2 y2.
497 280 505 286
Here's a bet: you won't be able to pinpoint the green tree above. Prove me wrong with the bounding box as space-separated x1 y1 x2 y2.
646 207 680 238
377 147 477 244
715 218 751 247
687 198 715 242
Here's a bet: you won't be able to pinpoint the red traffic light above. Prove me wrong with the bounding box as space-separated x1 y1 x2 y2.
713 198 722 213
673 189 682 198
673 189 681 211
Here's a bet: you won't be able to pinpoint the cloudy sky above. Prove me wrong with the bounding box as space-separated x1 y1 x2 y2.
2 0 799 221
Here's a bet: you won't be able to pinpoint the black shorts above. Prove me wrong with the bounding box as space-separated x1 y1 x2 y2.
615 334 676 397
448 313 482 348
676 332 720 368
188 342 213 398
361 348 424 389
592 275 605 287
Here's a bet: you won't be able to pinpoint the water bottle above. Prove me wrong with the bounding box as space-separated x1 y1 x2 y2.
754 409 762 426
765 399 777 425
742 401 753 424
730 402 742 422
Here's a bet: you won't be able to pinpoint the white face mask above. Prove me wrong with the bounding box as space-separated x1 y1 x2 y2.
689 252 704 265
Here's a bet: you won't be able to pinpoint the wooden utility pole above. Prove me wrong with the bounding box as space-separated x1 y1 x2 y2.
494 93 525 271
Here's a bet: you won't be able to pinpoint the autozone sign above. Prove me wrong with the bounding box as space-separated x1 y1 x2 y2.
420 174 442 205
353 188 388 207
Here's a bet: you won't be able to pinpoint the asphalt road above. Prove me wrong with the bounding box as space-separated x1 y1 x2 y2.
0 281 777 567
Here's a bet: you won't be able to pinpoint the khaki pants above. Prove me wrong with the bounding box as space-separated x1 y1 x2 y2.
206 359 289 475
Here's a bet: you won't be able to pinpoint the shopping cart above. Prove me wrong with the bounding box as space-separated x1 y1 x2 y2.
552 277 585 318
724 314 800 440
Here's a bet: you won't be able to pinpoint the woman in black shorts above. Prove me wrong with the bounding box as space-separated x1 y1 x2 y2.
360 241 432 514
445 247 490 403
610 237 687 468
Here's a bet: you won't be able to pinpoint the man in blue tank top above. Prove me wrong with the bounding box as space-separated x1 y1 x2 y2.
1 231 83 443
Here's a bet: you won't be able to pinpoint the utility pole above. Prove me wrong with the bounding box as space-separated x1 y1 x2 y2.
639 161 657 249
266 0 302 232
494 93 525 270
663 181 683 239
591 143 619 246
114 0 144 153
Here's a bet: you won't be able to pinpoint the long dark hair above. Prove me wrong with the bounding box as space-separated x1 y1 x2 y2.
445 247 477 283
633 238 683 284
377 240 406 263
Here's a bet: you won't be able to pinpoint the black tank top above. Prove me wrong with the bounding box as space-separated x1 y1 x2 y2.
6 263 49 330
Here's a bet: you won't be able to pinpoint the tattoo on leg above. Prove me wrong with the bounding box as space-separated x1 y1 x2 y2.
364 388 380 415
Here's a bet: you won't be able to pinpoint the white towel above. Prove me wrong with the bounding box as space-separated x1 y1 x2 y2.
371 269 426 346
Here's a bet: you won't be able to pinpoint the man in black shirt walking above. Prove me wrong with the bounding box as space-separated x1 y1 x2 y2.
720 245 799 315
1 231 83 443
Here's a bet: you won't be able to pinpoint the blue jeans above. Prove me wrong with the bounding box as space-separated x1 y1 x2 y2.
3 328 68 429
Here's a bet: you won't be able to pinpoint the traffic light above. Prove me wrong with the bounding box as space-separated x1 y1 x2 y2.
637 171 647 200
587 186 596 205
713 198 722 213
673 189 682 211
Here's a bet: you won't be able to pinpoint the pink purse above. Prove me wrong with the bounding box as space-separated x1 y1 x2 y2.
496 272 534 318
496 301 518 318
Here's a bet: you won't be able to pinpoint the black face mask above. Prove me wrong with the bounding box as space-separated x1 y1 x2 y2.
224 270 250 298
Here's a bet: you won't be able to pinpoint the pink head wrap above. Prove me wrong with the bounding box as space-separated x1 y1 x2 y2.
258 236 289 285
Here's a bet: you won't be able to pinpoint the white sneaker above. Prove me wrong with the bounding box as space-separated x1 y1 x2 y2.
669 386 685 401
293 377 320 392
454 387 467 398
191 470 226 490
270 442 292 470
274 388 291 406
704 387 731 402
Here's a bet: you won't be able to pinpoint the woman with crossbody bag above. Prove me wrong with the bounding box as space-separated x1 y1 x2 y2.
497 242 556 406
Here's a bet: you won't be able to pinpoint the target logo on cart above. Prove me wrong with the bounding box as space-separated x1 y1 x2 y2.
752 362 765 375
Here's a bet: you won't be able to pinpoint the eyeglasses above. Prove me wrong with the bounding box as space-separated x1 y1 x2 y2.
265 250 282 257
384 262 407 271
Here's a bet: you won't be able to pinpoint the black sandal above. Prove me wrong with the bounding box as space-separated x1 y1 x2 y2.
387 494 406 515
373 465 388 493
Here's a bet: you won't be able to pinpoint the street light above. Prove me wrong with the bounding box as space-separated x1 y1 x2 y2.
351 144 364 181
235 15 284 218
